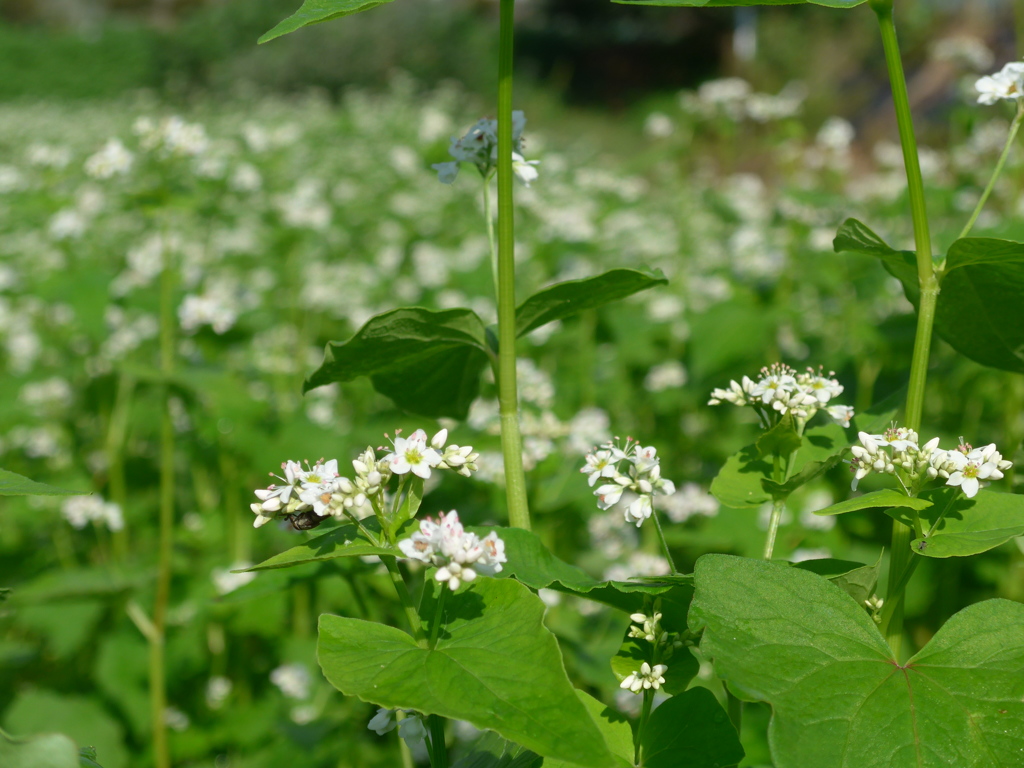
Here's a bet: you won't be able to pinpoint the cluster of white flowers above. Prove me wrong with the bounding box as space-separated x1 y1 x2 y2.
618 607 684 695
134 116 209 158
708 362 855 429
61 495 124 532
432 110 540 186
84 139 134 179
398 510 506 590
249 429 478 529
976 61 1024 105
849 428 1012 499
270 663 311 700
582 438 676 527
367 708 427 746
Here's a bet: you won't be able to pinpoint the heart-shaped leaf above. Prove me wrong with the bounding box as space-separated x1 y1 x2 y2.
0 727 80 768
690 554 1024 768
317 578 616 767
514 268 667 338
0 469 84 497
304 307 492 420
259 0 394 44
756 413 802 458
613 0 863 7
935 237 1024 372
710 445 773 508
835 221 1024 373
813 489 932 517
246 520 395 572
882 487 1024 558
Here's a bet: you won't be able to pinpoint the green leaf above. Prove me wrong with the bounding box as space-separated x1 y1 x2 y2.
610 628 698 696
3 692 127 768
710 445 772 508
755 414 802 458
791 556 881 606
79 745 104 768
933 237 1024 372
485 527 682 613
883 487 1024 558
833 218 920 295
317 578 616 767
515 269 668 338
303 307 491 420
452 732 541 768
614 0 863 7
690 554 1024 768
813 489 932 517
0 469 84 497
0 727 80 768
259 0 394 44
640 688 745 768
540 691 633 768
247 520 395 571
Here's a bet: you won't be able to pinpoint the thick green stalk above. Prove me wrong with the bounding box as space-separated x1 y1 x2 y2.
496 0 531 531
959 102 1024 239
873 0 938 660
383 557 426 645
150 244 176 768
428 714 448 768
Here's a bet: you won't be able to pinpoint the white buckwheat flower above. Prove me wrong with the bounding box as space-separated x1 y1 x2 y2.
585 437 676 527
619 662 668 694
398 511 506 590
976 62 1024 105
84 138 134 179
944 442 1012 498
384 429 443 480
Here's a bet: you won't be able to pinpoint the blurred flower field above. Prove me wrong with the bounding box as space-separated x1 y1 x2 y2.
2 66 1024 767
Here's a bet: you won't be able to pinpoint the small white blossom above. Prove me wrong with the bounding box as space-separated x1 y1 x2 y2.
976 62 1024 105
710 363 854 429
397 511 506 590
385 429 443 480
61 496 124 532
584 438 676 527
619 662 668 694
84 139 134 179
270 663 312 700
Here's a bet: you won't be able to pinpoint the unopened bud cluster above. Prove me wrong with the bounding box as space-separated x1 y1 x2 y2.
709 363 855 429
582 438 676 527
849 427 1012 498
432 110 540 186
398 510 506 590
249 428 477 529
367 708 427 745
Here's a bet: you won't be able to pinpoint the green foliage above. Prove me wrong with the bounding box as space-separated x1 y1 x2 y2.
539 691 633 768
813 488 932 516
609 629 698 695
303 307 492 420
710 445 773 508
0 469 83 497
259 0 397 44
835 220 1024 373
613 0 864 7
792 556 881 605
640 688 744 768
937 237 1024 373
453 732 541 768
883 487 1024 558
317 578 616 766
514 269 668 338
3 692 127 768
0 727 80 768
691 555 1024 768
247 520 395 571
755 413 802 458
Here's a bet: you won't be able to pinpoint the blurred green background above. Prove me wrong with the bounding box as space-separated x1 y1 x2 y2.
2 1 1024 767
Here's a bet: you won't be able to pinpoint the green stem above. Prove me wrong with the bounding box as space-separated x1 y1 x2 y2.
635 689 654 764
496 0 530 532
959 101 1024 239
105 372 135 561
150 237 176 768
763 498 785 561
879 548 921 642
428 714 448 768
429 584 447 648
651 509 677 574
873 0 938 661
383 557 426 645
483 173 499 299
